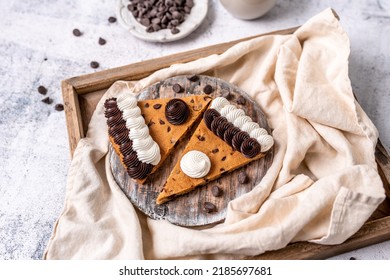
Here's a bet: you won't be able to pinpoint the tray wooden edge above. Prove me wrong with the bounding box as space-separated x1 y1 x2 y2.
60 22 390 259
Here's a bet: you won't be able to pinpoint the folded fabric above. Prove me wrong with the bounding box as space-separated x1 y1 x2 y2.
44 8 385 259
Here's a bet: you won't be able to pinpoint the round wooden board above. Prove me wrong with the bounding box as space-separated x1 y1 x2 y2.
109 75 274 227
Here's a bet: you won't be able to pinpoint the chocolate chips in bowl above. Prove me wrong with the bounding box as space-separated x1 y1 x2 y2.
117 0 209 42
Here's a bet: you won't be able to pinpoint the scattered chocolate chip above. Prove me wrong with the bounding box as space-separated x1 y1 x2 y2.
37 85 47 95
238 171 248 184
43 58 48 61
190 99 194 103
90 61 99 69
187 75 199 82
108 16 117 23
211 186 223 197
197 135 205 141
159 119 165 125
221 89 233 100
98 37 106 45
148 121 155 127
220 168 225 172
171 27 180 34
203 85 213 94
153 104 162 109
41 97 53 104
212 148 219 153
144 103 149 108
72 28 82 36
172 83 183 93
55 103 64 111
349 257 357 260
167 126 171 132
237 96 246 105
204 202 217 213
221 156 226 161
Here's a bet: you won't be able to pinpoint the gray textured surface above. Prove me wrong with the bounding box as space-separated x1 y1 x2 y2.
0 0 389 260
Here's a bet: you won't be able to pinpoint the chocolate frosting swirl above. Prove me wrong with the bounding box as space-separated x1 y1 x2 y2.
105 106 121 118
123 152 140 168
127 162 153 179
232 131 250 151
203 109 220 129
113 130 130 145
104 98 117 109
120 140 134 156
241 138 261 158
223 126 241 146
211 116 228 134
216 121 233 139
165 99 190 125
109 123 128 137
107 114 125 127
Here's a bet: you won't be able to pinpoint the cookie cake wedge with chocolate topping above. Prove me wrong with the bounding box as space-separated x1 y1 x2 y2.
104 90 212 184
156 96 274 204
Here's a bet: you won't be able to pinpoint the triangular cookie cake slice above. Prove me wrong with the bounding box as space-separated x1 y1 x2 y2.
156 96 274 204
104 90 212 184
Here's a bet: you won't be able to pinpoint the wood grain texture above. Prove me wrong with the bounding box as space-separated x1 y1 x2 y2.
109 75 274 226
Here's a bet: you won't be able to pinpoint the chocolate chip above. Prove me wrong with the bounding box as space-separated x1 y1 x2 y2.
153 104 162 109
197 135 205 141
190 99 194 103
171 27 180 34
98 37 106 45
238 171 248 184
187 75 199 82
221 89 233 100
349 257 357 260
90 61 99 69
211 186 223 197
220 168 225 172
237 96 246 105
54 103 64 111
203 202 216 213
148 121 155 127
167 126 171 132
203 85 213 94
72 28 82 36
37 86 47 95
108 16 117 23
212 148 219 153
221 156 226 161
159 119 165 125
41 97 53 104
144 103 149 108
172 83 183 93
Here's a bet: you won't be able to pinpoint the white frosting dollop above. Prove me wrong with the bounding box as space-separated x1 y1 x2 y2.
180 151 211 178
129 126 150 140
233 115 252 129
122 106 141 119
241 121 260 134
250 127 268 138
126 116 145 130
257 134 274 152
226 108 245 123
137 142 161 165
117 95 137 111
132 136 154 151
220 104 237 117
210 97 230 111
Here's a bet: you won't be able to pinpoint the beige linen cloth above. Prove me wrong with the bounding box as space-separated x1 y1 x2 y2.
44 9 385 259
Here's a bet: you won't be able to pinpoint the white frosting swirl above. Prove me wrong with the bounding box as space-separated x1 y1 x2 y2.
126 116 145 130
137 142 161 165
257 135 274 152
132 136 154 151
116 92 129 103
129 126 149 140
220 105 237 117
122 106 141 119
117 96 137 111
180 151 211 178
210 97 230 111
250 127 268 138
226 108 245 123
241 121 260 134
233 115 252 128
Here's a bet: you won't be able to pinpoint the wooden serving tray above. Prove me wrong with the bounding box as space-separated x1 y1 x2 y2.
61 26 390 259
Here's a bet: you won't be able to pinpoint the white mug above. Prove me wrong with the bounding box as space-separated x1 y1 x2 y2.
219 0 277 20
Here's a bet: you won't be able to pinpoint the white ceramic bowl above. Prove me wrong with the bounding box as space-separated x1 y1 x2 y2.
117 0 209 42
